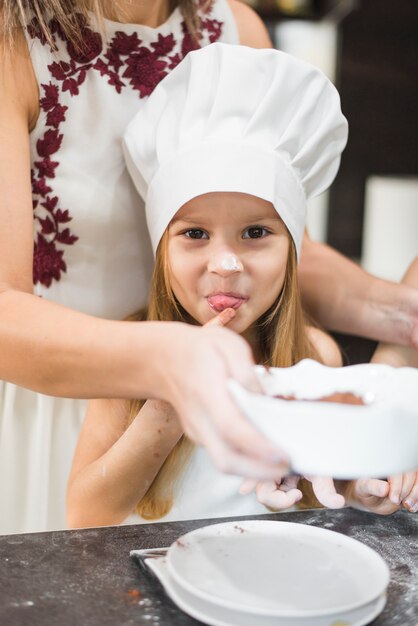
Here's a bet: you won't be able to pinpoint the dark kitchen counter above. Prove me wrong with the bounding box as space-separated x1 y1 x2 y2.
0 507 416 625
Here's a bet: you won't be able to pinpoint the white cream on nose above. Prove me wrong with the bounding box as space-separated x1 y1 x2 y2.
219 253 243 272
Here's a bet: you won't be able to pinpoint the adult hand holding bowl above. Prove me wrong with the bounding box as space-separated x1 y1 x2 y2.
228 359 418 479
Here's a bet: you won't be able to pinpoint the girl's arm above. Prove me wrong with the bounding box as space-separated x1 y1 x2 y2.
67 398 183 528
0 29 285 481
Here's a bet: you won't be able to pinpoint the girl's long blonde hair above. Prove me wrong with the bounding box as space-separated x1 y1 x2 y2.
130 229 323 520
1 1 210 48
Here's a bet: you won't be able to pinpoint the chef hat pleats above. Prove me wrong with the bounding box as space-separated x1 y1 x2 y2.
123 43 348 257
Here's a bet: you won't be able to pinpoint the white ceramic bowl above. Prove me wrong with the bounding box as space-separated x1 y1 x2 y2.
228 359 418 478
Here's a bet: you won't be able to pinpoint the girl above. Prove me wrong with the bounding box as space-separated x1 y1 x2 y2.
67 43 348 528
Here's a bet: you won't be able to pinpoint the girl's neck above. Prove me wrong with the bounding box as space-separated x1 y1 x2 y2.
106 0 172 26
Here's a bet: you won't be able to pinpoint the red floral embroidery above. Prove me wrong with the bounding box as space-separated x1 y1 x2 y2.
202 18 223 43
29 7 223 287
67 29 103 64
33 235 66 287
31 83 77 286
123 47 169 97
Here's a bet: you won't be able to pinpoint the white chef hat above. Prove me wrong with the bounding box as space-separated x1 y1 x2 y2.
123 43 348 257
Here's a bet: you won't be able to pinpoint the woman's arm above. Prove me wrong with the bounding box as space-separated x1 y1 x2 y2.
67 398 183 527
299 232 418 349
371 256 418 366
0 31 285 481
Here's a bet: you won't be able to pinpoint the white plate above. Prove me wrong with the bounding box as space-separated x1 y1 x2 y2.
228 360 418 478
148 557 387 626
166 521 389 619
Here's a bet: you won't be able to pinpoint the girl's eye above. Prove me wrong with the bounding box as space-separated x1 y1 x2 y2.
184 229 208 240
243 226 269 239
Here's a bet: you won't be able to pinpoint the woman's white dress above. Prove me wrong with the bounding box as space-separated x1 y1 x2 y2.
0 1 251 534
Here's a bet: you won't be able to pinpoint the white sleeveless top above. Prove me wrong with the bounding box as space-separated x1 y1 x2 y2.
0 1 244 535
126 446 269 526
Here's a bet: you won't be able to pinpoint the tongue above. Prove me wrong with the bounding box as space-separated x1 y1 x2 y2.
208 295 243 312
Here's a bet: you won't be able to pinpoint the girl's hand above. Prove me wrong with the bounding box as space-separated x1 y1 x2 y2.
239 475 303 510
346 471 418 515
242 475 345 511
395 471 418 513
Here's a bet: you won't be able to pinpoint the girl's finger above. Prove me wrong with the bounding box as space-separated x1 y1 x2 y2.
309 476 345 509
355 478 389 500
403 480 418 513
256 481 302 510
394 471 417 503
204 308 236 328
388 474 404 505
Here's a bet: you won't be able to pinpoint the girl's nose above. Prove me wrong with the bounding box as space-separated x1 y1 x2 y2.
208 253 244 275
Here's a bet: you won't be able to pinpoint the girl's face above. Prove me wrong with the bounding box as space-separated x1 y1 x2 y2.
167 192 290 335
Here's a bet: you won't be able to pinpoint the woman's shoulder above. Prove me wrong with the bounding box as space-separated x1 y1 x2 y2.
226 0 272 48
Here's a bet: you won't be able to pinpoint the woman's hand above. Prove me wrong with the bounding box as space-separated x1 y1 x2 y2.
345 471 418 515
155 309 288 481
150 309 238 428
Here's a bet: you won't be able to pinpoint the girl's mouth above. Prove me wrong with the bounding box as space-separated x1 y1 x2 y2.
207 293 248 313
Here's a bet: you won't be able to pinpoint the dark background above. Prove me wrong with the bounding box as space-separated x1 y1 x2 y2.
328 0 418 258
